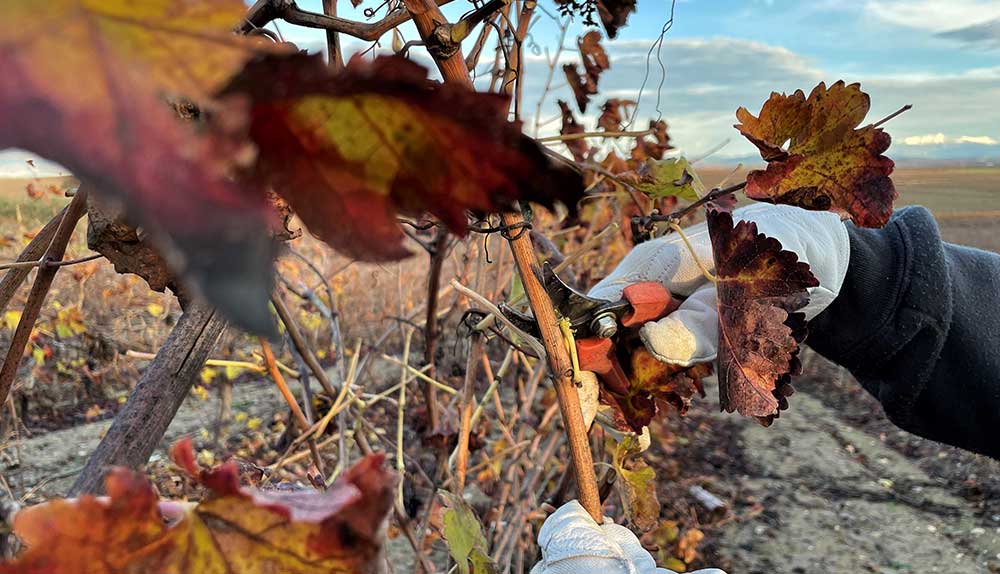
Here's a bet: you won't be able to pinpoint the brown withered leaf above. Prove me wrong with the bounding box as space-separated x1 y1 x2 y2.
598 99 637 132
597 0 638 38
707 209 817 424
563 31 610 112
553 0 636 38
220 53 583 261
558 100 589 162
1 439 395 574
602 346 711 433
630 120 672 165
735 81 897 227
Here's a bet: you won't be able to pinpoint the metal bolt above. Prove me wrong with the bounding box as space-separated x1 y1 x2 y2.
590 313 618 339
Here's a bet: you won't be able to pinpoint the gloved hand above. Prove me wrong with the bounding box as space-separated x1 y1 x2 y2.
530 500 726 574
589 203 849 366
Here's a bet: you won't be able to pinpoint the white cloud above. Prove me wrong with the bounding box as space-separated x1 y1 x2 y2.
866 0 1000 33
956 135 999 145
899 134 999 146
902 133 947 146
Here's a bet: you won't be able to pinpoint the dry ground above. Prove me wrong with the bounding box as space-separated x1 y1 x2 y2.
2 167 1000 573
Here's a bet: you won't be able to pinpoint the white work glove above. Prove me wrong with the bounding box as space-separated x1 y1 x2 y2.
530 501 727 574
589 203 849 366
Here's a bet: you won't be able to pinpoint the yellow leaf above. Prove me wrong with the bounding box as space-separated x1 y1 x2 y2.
246 417 262 430
224 365 245 380
146 303 165 318
191 385 209 402
3 310 22 329
298 310 323 332
200 367 218 385
31 347 45 366
234 411 248 423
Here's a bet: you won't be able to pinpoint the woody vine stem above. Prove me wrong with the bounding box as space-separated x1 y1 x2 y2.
399 0 603 521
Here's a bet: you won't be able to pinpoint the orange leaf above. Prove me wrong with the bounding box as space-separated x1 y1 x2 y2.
708 209 818 424
601 346 711 433
735 81 897 228
1 439 395 574
219 53 583 261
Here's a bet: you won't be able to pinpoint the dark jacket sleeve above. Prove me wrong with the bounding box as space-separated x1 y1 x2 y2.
807 206 1000 459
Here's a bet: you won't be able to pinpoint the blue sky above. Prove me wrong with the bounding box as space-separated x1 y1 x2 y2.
280 0 1000 162
3 0 998 176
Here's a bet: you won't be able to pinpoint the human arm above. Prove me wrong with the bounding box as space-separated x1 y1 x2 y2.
806 206 1000 458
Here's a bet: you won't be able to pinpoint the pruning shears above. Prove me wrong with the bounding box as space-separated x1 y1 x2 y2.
500 263 681 395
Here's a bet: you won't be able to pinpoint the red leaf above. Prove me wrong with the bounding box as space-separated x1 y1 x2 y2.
220 53 584 261
0 0 282 334
707 209 818 424
735 81 897 228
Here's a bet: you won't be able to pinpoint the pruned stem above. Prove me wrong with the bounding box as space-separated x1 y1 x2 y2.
499 210 602 522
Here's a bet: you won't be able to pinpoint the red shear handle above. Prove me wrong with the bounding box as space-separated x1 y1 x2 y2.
620 282 680 327
575 337 630 395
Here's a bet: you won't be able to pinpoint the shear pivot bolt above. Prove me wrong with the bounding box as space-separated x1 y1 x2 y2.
591 314 618 339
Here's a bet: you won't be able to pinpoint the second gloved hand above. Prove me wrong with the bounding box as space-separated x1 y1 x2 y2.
531 501 727 574
588 204 849 366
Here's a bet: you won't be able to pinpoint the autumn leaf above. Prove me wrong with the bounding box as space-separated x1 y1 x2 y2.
1 438 395 574
563 31 610 113
558 100 589 162
220 53 584 262
635 157 704 201
597 0 638 38
735 81 897 227
554 0 636 38
629 120 672 165
437 492 498 574
0 0 283 334
602 346 710 433
612 435 660 532
707 209 818 424
598 99 636 132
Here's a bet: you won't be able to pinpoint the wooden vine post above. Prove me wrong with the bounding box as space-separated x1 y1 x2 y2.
402 0 603 522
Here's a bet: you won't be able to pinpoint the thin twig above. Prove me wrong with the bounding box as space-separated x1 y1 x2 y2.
872 104 912 128
453 333 484 493
536 129 653 143
259 338 326 478
0 253 102 271
271 292 338 397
